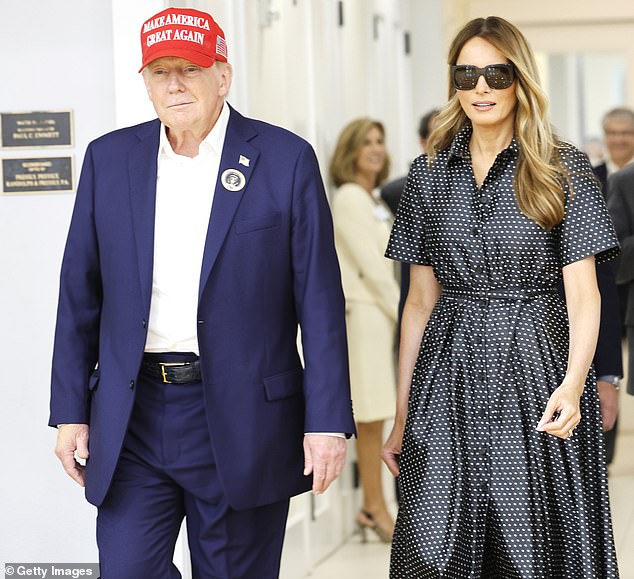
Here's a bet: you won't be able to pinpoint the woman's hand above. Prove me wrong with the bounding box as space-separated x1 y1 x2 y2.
536 382 583 439
381 423 405 476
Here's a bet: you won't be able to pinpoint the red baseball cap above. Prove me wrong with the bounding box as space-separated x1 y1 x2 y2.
139 7 228 72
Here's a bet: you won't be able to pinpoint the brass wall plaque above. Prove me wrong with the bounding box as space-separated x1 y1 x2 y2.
2 157 73 194
1 111 73 148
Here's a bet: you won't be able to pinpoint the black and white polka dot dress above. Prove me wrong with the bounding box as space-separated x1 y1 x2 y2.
385 125 620 578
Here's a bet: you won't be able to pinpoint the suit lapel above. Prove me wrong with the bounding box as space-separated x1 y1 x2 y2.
128 120 160 311
198 107 260 301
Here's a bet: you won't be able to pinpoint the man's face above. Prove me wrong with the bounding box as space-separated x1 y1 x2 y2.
604 116 634 168
143 57 232 134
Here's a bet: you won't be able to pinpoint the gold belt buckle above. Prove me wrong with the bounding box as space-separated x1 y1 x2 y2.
159 362 187 384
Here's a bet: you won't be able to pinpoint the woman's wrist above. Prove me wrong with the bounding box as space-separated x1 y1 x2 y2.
560 376 585 396
393 414 407 430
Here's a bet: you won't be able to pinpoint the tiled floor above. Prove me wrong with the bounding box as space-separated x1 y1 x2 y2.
310 385 634 578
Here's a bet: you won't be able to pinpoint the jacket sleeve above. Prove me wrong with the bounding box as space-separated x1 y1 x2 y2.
290 144 356 436
594 261 623 377
49 144 102 426
607 170 634 285
332 186 400 323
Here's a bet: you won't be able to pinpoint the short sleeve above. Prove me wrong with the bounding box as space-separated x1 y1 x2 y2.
558 147 620 267
385 157 431 265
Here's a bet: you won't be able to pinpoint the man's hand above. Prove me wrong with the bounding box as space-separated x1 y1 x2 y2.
55 424 90 486
597 381 619 432
303 434 346 495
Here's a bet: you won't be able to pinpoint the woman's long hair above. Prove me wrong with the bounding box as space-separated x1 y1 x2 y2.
330 118 390 188
427 16 568 230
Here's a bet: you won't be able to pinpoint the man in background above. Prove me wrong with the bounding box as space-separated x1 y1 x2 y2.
608 165 634 400
589 108 634 462
594 107 634 192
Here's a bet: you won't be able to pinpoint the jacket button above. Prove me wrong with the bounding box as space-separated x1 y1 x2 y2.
129 380 135 390
142 319 147 328
198 320 205 325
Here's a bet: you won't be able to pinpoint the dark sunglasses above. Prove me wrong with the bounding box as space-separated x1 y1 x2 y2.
450 63 516 90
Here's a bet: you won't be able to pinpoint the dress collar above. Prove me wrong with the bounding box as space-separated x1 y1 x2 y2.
448 123 519 161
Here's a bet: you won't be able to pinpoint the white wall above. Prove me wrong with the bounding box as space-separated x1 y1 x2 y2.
236 0 446 186
0 0 116 568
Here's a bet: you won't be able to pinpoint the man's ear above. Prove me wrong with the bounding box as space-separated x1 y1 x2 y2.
217 63 233 96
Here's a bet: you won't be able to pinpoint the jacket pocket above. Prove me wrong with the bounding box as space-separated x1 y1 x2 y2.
88 368 100 392
235 212 281 235
262 368 303 401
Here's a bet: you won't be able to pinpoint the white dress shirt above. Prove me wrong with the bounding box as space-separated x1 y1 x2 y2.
144 102 230 354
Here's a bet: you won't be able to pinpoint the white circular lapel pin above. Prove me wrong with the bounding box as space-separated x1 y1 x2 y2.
221 168 246 192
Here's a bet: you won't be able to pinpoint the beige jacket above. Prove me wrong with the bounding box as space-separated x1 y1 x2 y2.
331 182 400 322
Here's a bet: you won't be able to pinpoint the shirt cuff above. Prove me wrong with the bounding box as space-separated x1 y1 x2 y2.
597 375 622 385
304 432 346 438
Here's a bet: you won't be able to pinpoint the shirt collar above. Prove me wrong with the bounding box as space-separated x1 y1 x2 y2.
448 122 519 161
606 155 634 176
448 124 473 160
159 100 230 160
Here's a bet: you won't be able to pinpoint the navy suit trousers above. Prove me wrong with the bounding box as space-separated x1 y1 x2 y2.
96 354 289 579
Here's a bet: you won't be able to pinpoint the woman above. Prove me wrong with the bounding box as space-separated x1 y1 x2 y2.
382 16 620 577
330 118 400 542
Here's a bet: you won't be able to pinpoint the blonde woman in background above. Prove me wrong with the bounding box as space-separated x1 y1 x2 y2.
330 118 399 542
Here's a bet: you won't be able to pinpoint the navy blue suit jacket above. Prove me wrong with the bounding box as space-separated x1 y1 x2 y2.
49 106 356 509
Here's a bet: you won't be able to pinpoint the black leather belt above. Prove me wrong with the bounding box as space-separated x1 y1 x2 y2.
140 356 201 384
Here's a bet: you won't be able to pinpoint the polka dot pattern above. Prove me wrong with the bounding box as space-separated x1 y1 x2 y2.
385 125 620 578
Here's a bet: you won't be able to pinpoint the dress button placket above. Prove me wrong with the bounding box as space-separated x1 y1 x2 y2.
476 182 491 519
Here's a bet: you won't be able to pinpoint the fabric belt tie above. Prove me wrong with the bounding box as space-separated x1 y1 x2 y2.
442 286 557 302
141 354 201 384
441 286 559 391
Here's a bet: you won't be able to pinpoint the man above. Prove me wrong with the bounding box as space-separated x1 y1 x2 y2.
586 108 633 462
594 107 634 191
595 107 634 340
49 8 355 578
608 165 634 399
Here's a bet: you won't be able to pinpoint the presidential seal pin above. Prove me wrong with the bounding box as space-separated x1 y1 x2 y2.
221 168 246 192
239 155 250 167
